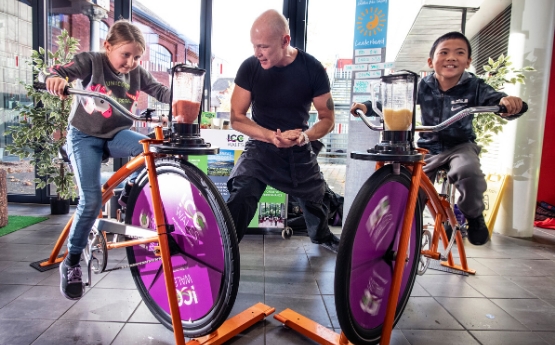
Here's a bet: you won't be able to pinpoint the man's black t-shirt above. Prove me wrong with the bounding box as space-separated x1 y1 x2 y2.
234 49 330 132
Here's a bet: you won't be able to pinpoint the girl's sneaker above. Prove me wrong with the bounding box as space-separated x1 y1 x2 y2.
59 260 85 300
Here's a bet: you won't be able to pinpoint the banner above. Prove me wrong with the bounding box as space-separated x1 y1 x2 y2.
343 0 389 220
190 129 287 229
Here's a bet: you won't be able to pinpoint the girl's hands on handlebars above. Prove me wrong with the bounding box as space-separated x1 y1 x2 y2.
499 96 523 117
45 76 69 100
350 102 368 117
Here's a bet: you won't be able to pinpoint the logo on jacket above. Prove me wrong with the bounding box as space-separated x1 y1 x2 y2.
83 84 113 118
451 98 468 111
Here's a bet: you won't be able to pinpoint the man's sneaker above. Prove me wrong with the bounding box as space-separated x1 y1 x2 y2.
320 234 340 253
467 215 490 245
59 260 85 300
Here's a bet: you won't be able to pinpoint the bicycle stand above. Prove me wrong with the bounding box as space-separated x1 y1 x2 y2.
274 309 353 345
187 303 275 345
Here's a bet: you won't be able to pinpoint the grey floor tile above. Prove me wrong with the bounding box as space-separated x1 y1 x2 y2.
264 252 311 271
464 275 538 298
265 323 321 344
93 261 137 289
471 330 549 345
474 258 552 277
226 321 266 345
313 270 334 294
0 284 33 308
464 258 500 276
321 294 338 329
61 287 142 322
127 301 160 323
539 332 555 345
0 285 75 320
239 251 265 270
307 253 337 272
33 319 123 345
230 292 266 318
491 298 555 331
238 269 265 294
508 276 555 299
410 280 431 297
267 293 332 328
397 296 464 330
0 229 60 245
401 330 479 345
111 322 175 345
264 270 320 295
435 297 527 331
0 260 11 272
0 243 56 262
416 274 483 297
0 319 54 345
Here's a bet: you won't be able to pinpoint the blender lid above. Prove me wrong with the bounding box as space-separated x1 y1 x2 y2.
381 70 418 83
172 64 206 75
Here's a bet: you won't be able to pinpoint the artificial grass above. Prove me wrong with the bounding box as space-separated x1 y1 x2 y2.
0 215 49 237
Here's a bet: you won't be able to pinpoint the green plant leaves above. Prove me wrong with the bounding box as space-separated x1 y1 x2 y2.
6 29 80 200
474 55 535 156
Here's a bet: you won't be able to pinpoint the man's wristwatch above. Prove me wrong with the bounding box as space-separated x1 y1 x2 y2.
301 131 310 146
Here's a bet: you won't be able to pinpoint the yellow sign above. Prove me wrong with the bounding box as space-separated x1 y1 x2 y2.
483 173 508 234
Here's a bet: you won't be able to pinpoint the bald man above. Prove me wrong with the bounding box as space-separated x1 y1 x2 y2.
226 9 339 253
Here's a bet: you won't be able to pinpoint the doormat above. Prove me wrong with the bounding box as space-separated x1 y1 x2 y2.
0 215 49 237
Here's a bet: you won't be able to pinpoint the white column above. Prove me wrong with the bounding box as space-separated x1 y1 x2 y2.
494 0 555 237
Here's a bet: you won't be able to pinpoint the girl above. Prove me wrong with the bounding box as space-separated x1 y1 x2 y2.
44 20 171 300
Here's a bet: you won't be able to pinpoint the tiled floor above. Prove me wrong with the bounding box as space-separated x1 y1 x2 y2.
2 202 555 345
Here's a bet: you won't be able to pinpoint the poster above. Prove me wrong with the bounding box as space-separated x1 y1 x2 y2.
190 129 287 229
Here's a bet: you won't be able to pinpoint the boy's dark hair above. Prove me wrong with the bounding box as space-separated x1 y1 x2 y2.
429 31 472 59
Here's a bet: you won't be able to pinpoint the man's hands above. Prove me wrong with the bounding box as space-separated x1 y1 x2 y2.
272 129 305 148
499 96 524 117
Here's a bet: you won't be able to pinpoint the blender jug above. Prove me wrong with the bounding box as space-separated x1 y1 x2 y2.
171 65 205 124
370 70 419 154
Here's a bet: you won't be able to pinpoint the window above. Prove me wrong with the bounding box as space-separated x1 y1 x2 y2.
150 43 171 72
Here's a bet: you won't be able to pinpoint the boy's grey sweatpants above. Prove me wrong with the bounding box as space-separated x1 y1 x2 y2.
423 142 486 219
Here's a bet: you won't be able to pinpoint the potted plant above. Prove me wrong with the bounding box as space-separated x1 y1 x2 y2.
7 30 79 214
474 54 535 154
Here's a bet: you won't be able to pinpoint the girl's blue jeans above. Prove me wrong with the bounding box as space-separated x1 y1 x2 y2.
66 125 147 255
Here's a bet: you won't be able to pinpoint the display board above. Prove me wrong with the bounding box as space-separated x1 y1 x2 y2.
189 129 287 228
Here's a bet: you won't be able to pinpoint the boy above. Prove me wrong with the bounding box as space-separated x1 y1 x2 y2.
350 31 526 245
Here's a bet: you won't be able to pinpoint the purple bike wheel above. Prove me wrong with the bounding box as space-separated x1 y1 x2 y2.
335 164 422 345
125 159 239 338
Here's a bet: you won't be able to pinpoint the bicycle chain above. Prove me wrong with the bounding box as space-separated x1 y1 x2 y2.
103 257 162 272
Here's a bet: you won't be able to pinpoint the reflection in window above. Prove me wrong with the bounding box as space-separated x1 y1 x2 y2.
99 20 109 40
150 43 171 72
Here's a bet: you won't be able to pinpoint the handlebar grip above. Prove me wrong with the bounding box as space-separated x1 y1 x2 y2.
33 82 47 90
497 101 528 115
33 81 70 95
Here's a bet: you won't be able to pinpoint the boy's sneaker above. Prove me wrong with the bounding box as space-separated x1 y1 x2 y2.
59 260 85 300
118 182 133 208
319 234 340 253
467 215 490 245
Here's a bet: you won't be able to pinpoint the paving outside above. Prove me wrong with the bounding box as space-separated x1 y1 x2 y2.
3 163 555 344
320 163 346 196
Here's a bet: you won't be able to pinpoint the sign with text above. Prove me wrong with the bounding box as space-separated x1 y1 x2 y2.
353 0 389 49
190 129 287 229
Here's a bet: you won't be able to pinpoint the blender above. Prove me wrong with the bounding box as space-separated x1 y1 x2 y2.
168 64 209 147
367 70 420 157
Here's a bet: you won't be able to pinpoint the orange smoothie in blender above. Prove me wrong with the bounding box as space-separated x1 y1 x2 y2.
383 108 412 131
172 99 201 123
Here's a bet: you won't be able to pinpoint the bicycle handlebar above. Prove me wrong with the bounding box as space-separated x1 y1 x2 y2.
33 82 165 123
355 103 528 133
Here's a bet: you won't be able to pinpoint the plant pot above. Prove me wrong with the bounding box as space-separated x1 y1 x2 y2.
50 197 70 215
